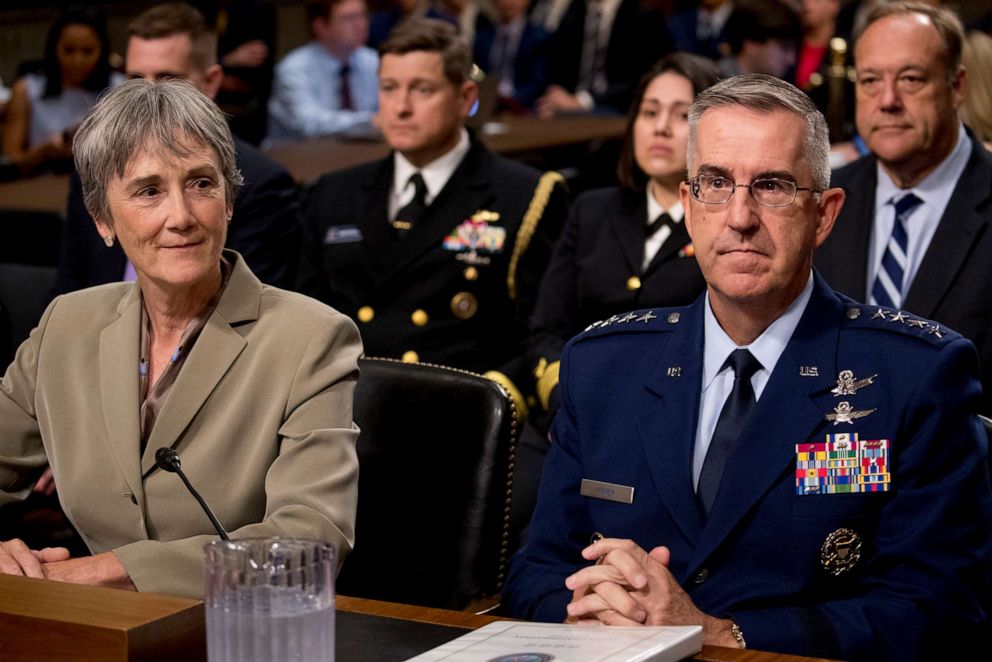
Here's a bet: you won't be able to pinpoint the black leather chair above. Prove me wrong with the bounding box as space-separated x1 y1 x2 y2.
338 357 520 611
0 262 56 366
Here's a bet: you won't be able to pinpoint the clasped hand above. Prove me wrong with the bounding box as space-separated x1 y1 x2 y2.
564 538 738 647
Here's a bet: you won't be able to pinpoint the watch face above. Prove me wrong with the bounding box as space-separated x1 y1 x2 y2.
487 655 555 662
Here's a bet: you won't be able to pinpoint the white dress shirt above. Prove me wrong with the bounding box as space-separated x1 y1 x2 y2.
865 124 972 302
692 273 814 488
643 187 684 270
389 129 471 219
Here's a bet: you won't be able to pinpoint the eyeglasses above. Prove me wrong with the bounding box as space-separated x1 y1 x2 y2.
688 175 820 207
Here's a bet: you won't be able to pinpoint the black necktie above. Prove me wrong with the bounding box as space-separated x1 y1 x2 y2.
697 349 762 516
392 173 428 234
339 63 353 111
646 212 673 238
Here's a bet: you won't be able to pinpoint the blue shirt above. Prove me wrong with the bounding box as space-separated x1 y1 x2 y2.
866 124 972 302
692 273 814 487
266 41 379 141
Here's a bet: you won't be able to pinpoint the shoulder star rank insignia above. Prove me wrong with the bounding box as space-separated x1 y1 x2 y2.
820 528 862 576
871 308 888 320
826 401 876 425
636 311 657 323
906 318 927 328
831 370 878 396
926 324 943 338
618 312 638 323
888 310 908 323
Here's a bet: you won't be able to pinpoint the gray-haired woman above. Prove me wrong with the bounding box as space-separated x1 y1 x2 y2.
0 79 361 597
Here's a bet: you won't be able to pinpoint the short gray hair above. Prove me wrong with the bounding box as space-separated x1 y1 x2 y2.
73 78 243 224
854 1 964 79
687 74 831 192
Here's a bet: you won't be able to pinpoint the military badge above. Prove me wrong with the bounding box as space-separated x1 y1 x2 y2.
820 528 862 576
826 401 876 425
796 433 891 494
831 370 877 396
442 212 507 254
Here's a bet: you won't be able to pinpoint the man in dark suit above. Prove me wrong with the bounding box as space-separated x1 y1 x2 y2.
535 0 672 117
299 18 567 398
473 0 550 110
814 2 992 412
503 74 992 660
55 3 301 294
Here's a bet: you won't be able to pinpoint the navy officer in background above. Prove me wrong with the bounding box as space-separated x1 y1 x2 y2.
299 18 567 400
503 74 992 660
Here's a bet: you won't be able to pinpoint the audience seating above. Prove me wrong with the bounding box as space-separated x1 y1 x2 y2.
0 262 56 366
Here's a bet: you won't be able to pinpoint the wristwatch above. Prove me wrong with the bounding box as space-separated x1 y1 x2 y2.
730 622 747 649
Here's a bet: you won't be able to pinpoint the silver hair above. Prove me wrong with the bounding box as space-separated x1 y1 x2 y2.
73 78 243 224
687 74 831 192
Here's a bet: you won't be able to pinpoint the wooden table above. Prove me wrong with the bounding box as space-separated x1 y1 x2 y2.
0 173 70 215
0 575 836 661
264 114 626 183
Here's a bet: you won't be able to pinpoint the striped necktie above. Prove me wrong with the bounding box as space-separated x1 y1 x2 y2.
870 192 923 309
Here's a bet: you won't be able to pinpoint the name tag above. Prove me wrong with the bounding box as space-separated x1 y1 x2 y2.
324 226 363 244
580 479 634 504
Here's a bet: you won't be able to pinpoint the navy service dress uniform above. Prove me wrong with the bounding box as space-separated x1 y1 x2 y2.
504 274 992 661
298 134 568 396
529 187 706 413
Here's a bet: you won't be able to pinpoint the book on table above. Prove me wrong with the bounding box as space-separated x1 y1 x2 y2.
406 621 703 662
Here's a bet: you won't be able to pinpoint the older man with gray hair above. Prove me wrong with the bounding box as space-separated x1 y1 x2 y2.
504 73 991 660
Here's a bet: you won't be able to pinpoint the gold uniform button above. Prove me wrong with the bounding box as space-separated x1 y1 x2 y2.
357 306 374 323
411 309 429 326
451 292 479 320
463 266 479 281
401 351 419 363
626 276 642 291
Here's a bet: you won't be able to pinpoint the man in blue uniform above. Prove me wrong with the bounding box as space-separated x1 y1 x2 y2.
503 74 992 660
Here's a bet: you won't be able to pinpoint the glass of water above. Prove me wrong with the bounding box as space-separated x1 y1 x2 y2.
204 538 335 662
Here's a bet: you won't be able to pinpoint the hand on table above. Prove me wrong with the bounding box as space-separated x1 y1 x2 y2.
0 539 135 590
564 537 739 647
536 86 584 119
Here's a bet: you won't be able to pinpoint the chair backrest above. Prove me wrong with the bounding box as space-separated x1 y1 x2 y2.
337 357 519 610
0 263 56 366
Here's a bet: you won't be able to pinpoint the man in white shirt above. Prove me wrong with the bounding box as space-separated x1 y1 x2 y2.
267 0 379 140
504 73 992 660
815 1 992 413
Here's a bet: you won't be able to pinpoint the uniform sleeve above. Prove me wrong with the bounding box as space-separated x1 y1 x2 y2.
731 337 992 660
113 313 363 598
527 195 584 412
503 339 594 621
0 299 56 503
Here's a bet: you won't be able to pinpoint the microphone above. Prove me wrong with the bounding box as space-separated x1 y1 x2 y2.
155 448 230 541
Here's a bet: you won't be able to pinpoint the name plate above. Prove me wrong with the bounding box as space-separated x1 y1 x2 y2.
580 479 634 504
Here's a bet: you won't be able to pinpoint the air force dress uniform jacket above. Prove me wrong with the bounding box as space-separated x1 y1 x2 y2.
298 135 568 391
504 273 992 661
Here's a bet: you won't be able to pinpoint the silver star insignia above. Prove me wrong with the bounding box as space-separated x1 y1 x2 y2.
584 320 603 332
871 308 888 320
636 311 658 323
906 318 927 329
825 401 877 425
831 370 878 396
618 312 638 323
926 324 943 338
888 311 908 323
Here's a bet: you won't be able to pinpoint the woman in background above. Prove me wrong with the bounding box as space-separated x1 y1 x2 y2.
2 6 119 175
528 53 721 415
961 31 992 150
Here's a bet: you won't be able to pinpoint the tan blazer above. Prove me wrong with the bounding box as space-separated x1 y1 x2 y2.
0 252 361 597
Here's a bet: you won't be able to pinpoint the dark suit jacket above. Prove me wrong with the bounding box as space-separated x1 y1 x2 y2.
667 9 725 61
528 186 705 406
473 16 551 110
298 135 568 381
545 0 672 113
54 137 302 294
504 274 992 660
816 135 992 413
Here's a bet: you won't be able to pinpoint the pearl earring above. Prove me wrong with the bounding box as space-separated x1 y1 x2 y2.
103 234 114 248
